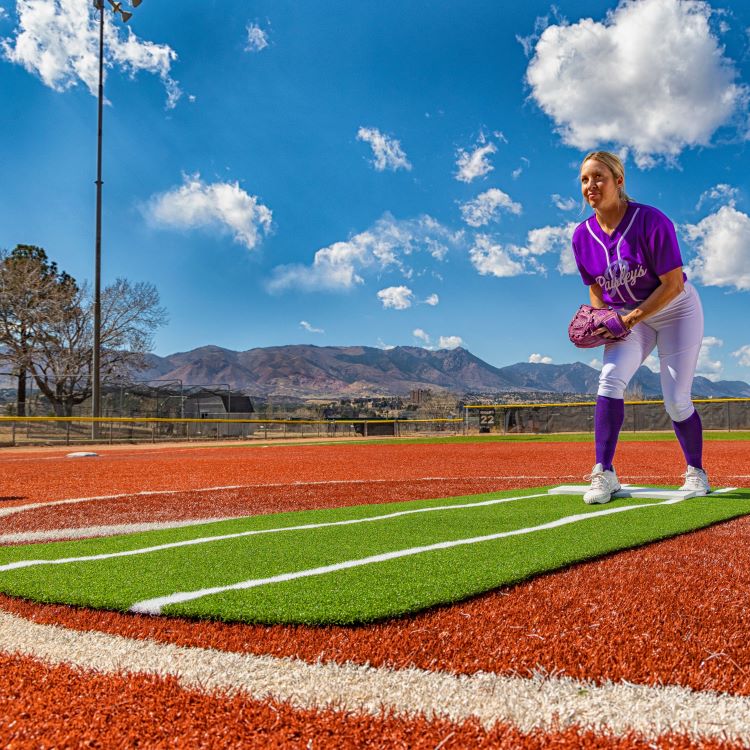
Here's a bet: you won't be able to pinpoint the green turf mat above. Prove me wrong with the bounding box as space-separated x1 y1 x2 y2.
0 487 748 624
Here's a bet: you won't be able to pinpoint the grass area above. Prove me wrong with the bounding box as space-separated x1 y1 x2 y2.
1 486 749 625
233 430 750 448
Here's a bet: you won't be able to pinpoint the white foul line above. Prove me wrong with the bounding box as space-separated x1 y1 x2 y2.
4 476 738 521
1 610 748 742
0 517 248 546
0 492 550 573
0 477 564 520
130 493 701 615
0 485 249 520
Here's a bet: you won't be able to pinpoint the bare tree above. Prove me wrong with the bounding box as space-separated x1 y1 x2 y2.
0 246 77 415
624 382 645 401
0 245 168 416
30 278 168 416
414 389 460 419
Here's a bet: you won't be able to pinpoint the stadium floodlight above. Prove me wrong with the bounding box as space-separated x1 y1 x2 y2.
109 2 133 23
90 0 144 437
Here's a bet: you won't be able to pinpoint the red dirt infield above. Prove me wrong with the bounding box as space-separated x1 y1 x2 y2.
1 438 748 748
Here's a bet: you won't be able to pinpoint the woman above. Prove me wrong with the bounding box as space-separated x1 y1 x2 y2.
572 150 710 504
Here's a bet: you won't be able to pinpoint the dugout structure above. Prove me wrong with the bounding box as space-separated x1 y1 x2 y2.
464 398 750 434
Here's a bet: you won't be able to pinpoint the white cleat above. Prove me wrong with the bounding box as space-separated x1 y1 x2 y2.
679 465 711 495
583 463 621 505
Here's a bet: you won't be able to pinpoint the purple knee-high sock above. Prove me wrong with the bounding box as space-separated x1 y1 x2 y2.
595 395 624 471
673 410 703 470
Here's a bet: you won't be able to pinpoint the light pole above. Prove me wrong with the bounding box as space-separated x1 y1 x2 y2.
92 0 141 433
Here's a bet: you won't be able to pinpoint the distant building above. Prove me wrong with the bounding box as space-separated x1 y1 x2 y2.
183 389 254 419
410 389 431 405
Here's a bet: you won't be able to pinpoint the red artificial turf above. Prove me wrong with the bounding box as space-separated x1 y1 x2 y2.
0 652 743 750
1 439 748 747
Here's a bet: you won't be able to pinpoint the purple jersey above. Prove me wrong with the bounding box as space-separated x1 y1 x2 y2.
571 201 685 309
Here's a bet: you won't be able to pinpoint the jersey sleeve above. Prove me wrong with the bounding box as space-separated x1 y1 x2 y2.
646 211 683 276
572 234 596 286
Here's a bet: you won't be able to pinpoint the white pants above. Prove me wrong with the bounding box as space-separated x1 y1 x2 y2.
598 281 704 422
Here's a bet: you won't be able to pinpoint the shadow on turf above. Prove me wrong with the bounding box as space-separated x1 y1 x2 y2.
0 496 24 502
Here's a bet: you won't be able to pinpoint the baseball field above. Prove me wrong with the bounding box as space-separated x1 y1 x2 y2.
1 434 749 748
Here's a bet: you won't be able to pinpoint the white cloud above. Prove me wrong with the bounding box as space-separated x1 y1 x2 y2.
696 336 724 382
411 329 461 350
469 235 524 278
642 354 660 373
455 139 497 183
525 0 749 166
146 173 272 251
684 204 750 291
300 320 324 334
522 222 577 259
517 11 564 57
468 222 577 279
245 23 269 52
3 0 181 108
589 357 602 370
439 336 463 349
695 183 739 210
270 236 368 292
357 127 412 172
424 293 439 306
732 345 750 368
552 194 577 211
459 188 522 227
420 215 459 260
377 285 414 310
268 214 462 293
413 328 431 345
517 222 579 273
643 338 725 380
377 338 396 350
511 157 530 180
545 223 578 275
529 353 553 364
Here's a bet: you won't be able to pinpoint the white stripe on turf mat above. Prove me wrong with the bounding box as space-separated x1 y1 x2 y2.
130 493 697 615
0 610 747 742
0 492 549 573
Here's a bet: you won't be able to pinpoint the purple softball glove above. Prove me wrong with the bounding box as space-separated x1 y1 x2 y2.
568 304 631 348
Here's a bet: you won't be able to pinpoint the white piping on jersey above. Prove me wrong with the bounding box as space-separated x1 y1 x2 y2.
586 219 628 304
586 208 641 305
616 207 641 304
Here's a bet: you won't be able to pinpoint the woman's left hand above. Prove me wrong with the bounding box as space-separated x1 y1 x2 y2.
594 314 632 339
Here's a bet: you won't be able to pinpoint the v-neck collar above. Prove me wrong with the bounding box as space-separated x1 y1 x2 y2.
590 201 636 243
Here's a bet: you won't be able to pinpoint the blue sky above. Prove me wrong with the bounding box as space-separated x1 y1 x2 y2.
1 0 749 381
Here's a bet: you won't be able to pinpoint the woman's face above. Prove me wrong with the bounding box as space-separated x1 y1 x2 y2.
580 159 623 211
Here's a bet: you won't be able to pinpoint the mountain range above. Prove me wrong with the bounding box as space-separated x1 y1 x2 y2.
137 345 750 400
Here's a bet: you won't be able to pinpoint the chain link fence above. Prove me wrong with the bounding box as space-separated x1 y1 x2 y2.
0 416 464 447
2 370 748 446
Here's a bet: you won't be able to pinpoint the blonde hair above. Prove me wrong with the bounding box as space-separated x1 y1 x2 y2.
580 151 632 210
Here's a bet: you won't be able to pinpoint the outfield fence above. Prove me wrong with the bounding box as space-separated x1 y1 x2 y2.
464 398 750 434
0 416 464 447
1 398 748 446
